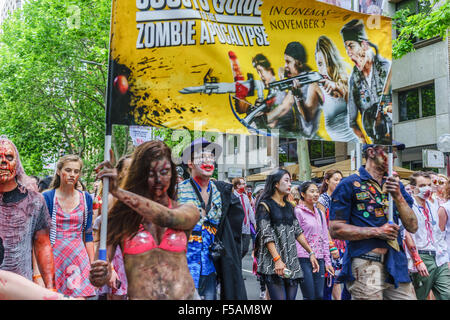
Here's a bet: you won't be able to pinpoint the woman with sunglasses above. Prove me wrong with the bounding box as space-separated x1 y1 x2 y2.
432 174 448 206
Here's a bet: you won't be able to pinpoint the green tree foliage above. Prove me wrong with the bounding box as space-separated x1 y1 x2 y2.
393 0 450 59
0 0 130 188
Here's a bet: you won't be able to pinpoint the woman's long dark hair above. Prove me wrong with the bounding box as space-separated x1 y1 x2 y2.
319 169 343 194
254 168 291 215
106 140 177 247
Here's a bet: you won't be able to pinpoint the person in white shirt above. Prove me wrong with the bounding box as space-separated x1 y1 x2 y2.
404 171 450 300
437 178 450 269
232 177 256 261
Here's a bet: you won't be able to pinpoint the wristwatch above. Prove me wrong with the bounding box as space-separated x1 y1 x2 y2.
309 251 315 257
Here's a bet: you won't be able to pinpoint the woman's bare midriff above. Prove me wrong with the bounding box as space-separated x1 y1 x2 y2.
124 249 196 300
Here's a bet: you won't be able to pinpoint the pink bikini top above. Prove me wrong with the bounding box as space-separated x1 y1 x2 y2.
122 199 187 254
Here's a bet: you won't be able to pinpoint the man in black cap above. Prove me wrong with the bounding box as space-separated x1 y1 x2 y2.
177 138 247 300
341 19 391 144
266 41 323 138
329 141 418 299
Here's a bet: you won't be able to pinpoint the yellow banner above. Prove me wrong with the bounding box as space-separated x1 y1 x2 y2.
108 0 393 144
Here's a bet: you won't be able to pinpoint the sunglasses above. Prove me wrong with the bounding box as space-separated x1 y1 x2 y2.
432 179 447 186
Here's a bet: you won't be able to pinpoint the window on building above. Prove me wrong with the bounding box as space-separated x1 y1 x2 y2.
279 138 298 165
309 140 335 160
279 139 335 166
227 135 239 155
402 160 437 172
398 82 435 122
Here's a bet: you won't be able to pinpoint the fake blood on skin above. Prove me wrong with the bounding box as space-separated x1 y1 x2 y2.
0 144 16 183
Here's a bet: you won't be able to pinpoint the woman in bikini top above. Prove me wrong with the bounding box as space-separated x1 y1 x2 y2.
89 141 199 300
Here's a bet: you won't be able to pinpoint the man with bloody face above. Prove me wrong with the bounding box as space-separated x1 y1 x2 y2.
329 141 419 299
177 138 247 300
0 136 55 290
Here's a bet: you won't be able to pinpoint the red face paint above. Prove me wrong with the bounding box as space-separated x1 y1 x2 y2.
200 164 214 172
0 142 17 184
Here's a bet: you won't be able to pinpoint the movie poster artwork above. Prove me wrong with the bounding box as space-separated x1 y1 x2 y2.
108 0 392 145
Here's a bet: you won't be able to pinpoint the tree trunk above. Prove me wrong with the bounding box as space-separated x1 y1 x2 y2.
297 138 311 181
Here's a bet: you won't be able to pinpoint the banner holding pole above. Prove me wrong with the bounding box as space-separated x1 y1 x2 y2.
107 0 393 145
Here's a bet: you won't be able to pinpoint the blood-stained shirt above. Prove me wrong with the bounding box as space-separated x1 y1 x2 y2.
0 185 50 280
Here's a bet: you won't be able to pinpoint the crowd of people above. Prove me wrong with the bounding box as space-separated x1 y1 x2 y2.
1 135 449 300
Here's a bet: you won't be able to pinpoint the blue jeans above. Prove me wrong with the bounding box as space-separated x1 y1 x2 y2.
299 258 325 300
198 273 217 300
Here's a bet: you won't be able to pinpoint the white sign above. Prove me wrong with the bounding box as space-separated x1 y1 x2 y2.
422 149 445 168
228 167 243 178
129 125 153 146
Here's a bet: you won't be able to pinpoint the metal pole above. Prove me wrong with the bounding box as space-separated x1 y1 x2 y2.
388 146 394 224
98 135 111 261
356 142 362 169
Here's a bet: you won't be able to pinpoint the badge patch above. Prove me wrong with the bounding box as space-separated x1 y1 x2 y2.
353 181 361 188
361 185 367 190
375 208 385 217
363 211 370 218
357 203 365 211
369 186 377 194
367 205 374 212
356 192 370 200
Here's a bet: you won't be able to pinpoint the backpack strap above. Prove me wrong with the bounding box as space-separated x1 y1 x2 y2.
260 201 270 213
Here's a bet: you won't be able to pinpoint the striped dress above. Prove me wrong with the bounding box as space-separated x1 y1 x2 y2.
52 192 96 297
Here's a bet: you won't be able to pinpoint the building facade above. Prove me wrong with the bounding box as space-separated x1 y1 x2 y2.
387 0 449 174
0 0 22 24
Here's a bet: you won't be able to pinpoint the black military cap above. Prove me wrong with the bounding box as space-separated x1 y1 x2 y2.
340 19 368 43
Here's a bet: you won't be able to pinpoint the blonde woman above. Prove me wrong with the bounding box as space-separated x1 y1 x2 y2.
43 155 96 298
315 35 358 143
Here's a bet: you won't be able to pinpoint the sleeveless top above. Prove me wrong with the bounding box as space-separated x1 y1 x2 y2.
122 199 187 254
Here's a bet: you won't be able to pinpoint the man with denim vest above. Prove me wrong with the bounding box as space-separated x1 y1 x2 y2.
329 141 418 299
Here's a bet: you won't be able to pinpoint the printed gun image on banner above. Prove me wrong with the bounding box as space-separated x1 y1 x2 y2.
179 68 264 99
242 72 323 125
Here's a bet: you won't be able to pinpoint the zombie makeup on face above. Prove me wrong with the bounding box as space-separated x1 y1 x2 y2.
58 161 81 187
344 40 368 72
147 158 172 199
0 141 17 184
192 152 215 175
276 173 292 196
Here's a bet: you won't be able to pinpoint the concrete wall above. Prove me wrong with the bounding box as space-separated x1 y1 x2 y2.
391 38 450 171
